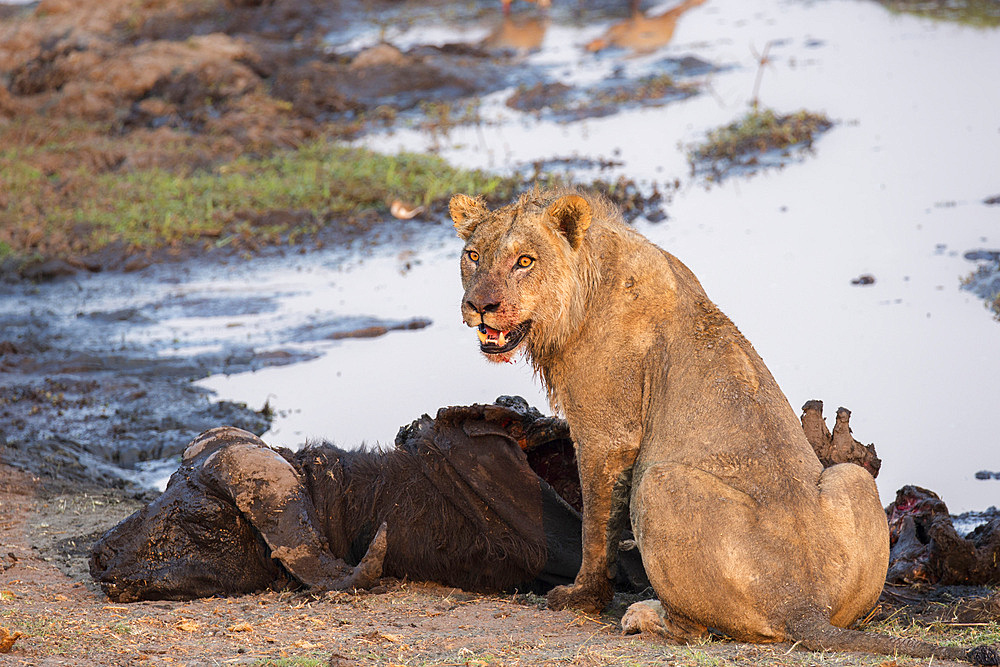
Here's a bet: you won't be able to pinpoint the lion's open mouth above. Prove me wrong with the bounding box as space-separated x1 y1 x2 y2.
477 321 532 355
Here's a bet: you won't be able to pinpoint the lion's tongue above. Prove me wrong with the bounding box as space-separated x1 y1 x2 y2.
477 324 507 347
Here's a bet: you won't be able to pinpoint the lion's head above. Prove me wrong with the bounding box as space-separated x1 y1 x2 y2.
450 189 597 364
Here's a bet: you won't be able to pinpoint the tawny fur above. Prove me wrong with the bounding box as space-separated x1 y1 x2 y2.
451 188 997 664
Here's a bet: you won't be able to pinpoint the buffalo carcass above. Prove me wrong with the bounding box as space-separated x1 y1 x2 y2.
90 397 645 602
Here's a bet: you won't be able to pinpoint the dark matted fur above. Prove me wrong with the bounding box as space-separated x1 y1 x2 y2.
91 400 584 602
295 405 558 592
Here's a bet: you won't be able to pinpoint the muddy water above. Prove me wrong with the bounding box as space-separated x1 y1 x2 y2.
198 230 550 449
41 0 997 511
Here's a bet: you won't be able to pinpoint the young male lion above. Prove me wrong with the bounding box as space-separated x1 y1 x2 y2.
450 188 998 664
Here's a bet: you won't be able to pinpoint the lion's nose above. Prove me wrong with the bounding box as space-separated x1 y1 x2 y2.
467 300 501 315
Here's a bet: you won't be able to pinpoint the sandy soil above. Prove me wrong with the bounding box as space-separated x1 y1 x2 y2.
2 463 974 667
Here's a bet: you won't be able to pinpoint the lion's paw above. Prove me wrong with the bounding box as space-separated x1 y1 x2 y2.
546 580 611 615
621 599 667 635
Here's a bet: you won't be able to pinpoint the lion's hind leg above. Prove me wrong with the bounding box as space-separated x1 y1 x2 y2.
622 599 709 642
630 461 790 642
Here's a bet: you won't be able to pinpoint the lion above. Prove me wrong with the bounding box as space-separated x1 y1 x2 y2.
450 188 998 664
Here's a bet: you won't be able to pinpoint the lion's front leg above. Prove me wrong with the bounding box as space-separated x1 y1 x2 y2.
547 439 638 614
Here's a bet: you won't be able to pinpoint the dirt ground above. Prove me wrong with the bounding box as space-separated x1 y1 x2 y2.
4 463 971 667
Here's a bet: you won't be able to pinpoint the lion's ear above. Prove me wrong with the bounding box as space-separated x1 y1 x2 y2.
545 194 592 250
450 194 488 240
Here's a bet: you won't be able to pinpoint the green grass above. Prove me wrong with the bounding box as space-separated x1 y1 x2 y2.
1 121 667 275
0 140 514 254
109 621 133 635
877 0 1000 28
254 658 327 667
0 115 666 274
867 616 1000 656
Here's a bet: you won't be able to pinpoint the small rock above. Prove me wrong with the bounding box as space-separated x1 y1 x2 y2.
350 43 409 70
851 274 875 286
645 209 668 223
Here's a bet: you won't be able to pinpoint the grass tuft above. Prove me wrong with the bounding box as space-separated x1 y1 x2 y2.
876 0 1000 28
688 108 833 179
961 256 1000 322
253 658 327 667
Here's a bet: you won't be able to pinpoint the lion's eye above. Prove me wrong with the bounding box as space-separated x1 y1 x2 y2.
467 250 480 263
516 255 534 269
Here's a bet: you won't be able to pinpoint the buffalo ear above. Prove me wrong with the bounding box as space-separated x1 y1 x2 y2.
545 194 592 250
449 194 488 240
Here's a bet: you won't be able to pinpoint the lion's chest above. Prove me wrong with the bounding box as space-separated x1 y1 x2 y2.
541 314 659 439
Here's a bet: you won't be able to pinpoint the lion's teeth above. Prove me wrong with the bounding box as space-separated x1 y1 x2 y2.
476 324 511 347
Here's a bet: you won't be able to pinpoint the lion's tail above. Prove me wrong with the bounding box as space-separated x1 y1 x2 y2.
788 615 999 665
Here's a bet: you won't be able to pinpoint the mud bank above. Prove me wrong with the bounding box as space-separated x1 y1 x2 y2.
0 255 432 488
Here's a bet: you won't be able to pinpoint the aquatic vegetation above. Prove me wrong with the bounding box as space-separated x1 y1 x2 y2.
687 108 833 181
507 73 699 122
876 0 1000 28
961 251 1000 321
416 98 485 137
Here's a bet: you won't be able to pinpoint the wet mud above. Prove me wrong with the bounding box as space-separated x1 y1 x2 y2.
0 272 431 488
1 0 515 130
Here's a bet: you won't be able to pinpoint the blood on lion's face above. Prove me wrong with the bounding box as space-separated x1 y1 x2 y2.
450 190 594 365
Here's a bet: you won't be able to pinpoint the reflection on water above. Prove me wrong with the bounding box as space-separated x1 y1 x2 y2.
586 0 707 55
483 16 549 53
199 0 999 512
